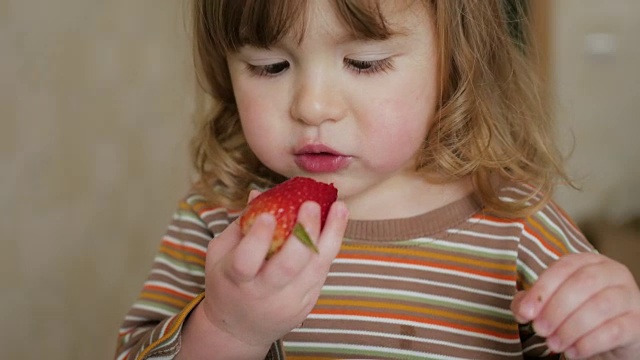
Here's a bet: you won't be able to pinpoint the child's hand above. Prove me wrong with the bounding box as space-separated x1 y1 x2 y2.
511 253 640 359
201 194 349 351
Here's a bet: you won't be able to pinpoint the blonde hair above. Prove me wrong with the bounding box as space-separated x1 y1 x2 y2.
190 0 572 216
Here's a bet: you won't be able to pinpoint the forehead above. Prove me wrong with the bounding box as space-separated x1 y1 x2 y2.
302 0 426 42
232 0 430 49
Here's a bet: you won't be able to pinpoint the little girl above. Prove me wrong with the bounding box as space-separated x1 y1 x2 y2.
116 1 640 359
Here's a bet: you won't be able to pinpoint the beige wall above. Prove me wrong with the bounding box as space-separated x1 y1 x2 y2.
552 0 640 224
2 0 194 358
2 1 639 359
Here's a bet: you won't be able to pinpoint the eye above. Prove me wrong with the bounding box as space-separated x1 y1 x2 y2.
344 58 394 74
246 61 290 77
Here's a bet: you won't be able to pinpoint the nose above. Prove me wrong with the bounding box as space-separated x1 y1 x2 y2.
290 71 346 126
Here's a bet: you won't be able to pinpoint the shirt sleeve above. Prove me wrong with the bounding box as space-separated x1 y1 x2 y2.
114 193 283 359
515 197 596 358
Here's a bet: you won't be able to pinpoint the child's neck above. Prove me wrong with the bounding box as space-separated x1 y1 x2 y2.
346 175 474 221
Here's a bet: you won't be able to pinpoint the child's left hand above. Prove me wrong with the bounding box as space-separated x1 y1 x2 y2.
511 252 640 359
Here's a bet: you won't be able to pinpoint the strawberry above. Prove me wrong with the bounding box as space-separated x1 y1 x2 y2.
239 177 338 258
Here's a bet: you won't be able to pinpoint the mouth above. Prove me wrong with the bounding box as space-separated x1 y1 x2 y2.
294 144 351 173
295 144 344 156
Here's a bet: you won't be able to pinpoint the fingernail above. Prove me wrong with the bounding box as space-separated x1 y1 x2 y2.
564 346 577 359
520 300 536 319
546 335 561 352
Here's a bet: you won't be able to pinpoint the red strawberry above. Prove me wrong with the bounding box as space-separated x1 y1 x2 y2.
239 177 338 258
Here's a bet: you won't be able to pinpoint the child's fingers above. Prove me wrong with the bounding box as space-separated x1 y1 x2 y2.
510 291 529 323
513 253 606 322
259 202 321 289
223 214 275 283
532 259 627 338
533 257 630 337
544 285 632 355
316 201 348 264
557 312 640 359
207 220 243 265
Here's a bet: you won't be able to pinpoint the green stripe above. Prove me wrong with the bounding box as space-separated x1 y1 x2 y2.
286 345 448 360
137 299 181 314
156 253 205 274
174 209 207 226
321 288 511 320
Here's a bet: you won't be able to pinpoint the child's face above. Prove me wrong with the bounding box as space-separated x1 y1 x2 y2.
227 0 440 216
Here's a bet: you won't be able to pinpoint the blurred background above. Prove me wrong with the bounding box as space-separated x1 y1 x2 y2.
1 0 639 359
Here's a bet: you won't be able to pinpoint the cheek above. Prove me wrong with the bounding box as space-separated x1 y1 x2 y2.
364 91 436 168
365 114 431 171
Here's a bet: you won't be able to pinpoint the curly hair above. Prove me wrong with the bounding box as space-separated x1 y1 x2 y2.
189 0 572 216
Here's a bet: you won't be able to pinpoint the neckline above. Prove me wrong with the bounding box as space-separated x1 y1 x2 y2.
343 192 482 241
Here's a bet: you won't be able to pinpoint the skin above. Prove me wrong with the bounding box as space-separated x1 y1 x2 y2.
511 253 640 359
177 1 640 359
227 0 473 220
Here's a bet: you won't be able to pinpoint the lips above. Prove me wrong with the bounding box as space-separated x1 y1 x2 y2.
294 144 351 173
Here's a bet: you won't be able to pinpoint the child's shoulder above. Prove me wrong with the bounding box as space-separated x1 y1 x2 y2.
490 182 593 254
494 183 576 225
173 187 243 233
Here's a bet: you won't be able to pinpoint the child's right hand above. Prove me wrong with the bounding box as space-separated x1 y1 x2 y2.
200 195 348 352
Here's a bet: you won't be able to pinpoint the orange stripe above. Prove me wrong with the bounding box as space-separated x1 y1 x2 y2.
473 213 518 224
337 253 514 281
529 216 568 254
161 238 207 257
137 293 205 359
159 246 206 267
143 284 193 301
316 299 516 331
523 218 564 257
313 308 518 340
342 243 514 272
140 292 188 309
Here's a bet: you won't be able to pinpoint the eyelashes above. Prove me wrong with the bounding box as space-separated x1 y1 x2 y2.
344 58 394 74
246 62 290 77
245 58 394 77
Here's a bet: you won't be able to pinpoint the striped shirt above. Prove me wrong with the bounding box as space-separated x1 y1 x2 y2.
115 185 592 359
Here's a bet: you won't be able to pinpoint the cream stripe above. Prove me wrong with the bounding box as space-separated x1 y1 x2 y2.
289 328 523 356
115 349 131 360
517 244 548 269
536 212 579 253
150 269 203 287
154 257 205 276
321 286 513 316
516 262 539 283
333 258 515 285
417 238 518 257
327 272 514 300
131 303 178 317
144 280 199 298
162 234 208 251
285 341 471 360
544 206 593 252
166 227 211 242
200 207 229 218
447 229 520 242
522 229 561 260
173 212 207 227
207 219 232 228
305 314 521 344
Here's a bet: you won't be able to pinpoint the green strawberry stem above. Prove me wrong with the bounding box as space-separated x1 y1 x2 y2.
292 223 319 254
